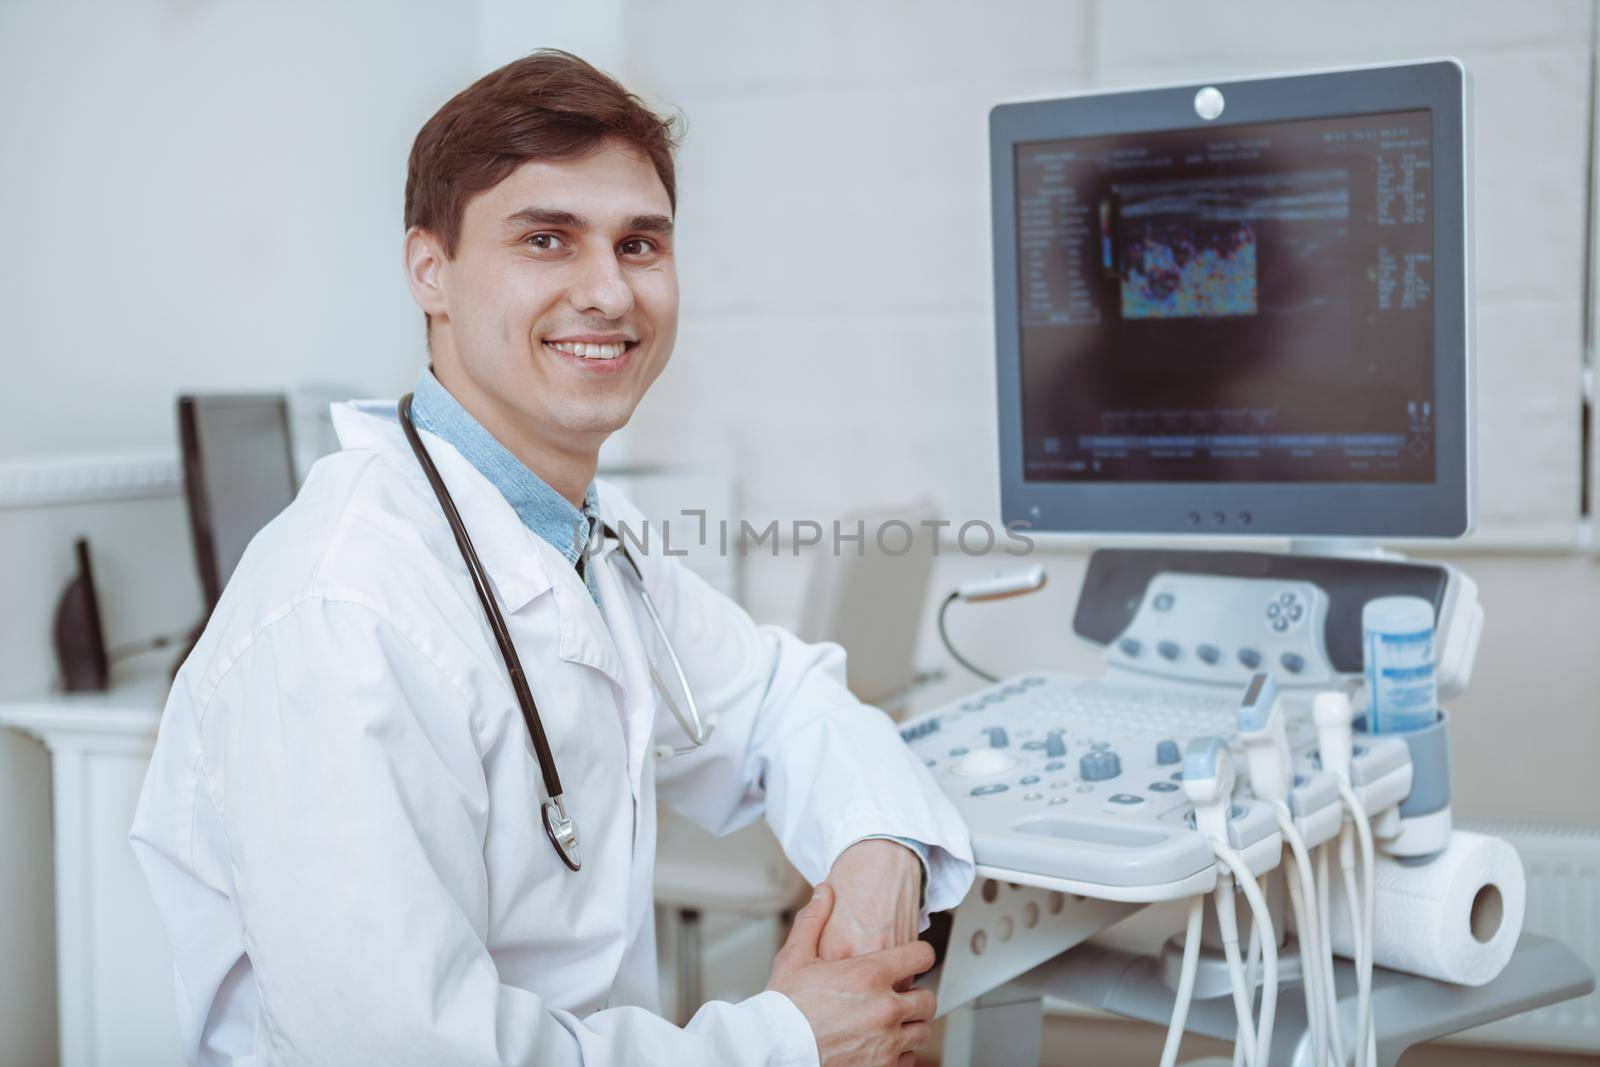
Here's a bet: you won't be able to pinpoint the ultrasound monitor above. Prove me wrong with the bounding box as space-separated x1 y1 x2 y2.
990 60 1470 538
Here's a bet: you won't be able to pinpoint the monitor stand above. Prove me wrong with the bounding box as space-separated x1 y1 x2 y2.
1287 538 1405 561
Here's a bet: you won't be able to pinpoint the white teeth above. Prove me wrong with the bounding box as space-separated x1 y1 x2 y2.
547 340 626 360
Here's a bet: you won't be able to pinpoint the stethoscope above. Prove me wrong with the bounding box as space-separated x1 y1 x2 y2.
398 393 715 872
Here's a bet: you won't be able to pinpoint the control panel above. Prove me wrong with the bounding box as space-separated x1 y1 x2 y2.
899 673 1412 902
1105 572 1334 687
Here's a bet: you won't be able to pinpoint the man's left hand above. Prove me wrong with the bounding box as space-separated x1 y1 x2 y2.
817 839 923 964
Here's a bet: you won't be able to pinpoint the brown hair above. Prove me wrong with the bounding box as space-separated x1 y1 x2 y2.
405 50 681 259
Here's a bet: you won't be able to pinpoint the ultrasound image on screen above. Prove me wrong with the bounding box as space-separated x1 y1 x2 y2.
1120 218 1257 320
1015 110 1434 485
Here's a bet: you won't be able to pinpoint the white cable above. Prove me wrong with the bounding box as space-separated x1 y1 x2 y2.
1316 844 1347 1067
1159 895 1206 1067
1231 915 1263 1067
1337 782 1378 1067
1337 857 1363 1067
1214 876 1258 1067
1212 840 1279 1067
1339 850 1366 1067
1284 864 1322 1065
1277 807 1327 1067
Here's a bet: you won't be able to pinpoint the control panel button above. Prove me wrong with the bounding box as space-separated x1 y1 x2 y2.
1196 644 1220 665
1280 652 1306 674
1044 760 1065 772
1107 793 1144 805
1019 775 1040 785
1238 647 1262 669
1045 731 1067 759
1117 637 1143 658
1157 641 1181 662
1079 750 1122 782
1153 592 1175 612
970 784 1009 797
984 727 1010 748
1156 739 1181 765
1149 781 1180 793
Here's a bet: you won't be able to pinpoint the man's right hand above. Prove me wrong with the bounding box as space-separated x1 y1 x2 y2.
766 883 937 1067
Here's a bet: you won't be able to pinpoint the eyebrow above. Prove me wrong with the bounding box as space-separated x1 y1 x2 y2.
503 207 674 236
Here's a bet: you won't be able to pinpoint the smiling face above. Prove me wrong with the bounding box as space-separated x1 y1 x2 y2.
404 139 678 482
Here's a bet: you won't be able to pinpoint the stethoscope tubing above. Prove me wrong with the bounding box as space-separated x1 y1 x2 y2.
398 394 579 868
398 392 718 871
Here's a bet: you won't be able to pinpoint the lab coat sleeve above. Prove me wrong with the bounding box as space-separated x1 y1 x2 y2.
648 561 975 916
199 597 818 1067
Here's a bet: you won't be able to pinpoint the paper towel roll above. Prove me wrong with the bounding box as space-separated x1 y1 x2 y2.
1328 829 1524 986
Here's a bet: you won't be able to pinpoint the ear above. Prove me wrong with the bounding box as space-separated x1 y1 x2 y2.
403 227 450 318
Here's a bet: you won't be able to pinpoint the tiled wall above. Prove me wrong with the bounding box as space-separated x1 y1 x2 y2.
623 0 1594 546
616 0 1600 827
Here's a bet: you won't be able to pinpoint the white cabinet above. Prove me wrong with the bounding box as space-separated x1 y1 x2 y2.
0 663 176 1067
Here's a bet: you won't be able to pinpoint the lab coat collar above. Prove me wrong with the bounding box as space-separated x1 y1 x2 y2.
329 399 626 688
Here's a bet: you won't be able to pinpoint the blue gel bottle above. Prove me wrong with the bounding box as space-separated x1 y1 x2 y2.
1362 595 1437 733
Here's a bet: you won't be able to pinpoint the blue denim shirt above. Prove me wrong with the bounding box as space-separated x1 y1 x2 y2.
406 368 930 887
409 369 602 601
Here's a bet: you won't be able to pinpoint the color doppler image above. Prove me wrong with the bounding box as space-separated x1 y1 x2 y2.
1120 220 1258 320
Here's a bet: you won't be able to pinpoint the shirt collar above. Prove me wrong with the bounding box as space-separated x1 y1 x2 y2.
329 398 624 684
406 368 600 567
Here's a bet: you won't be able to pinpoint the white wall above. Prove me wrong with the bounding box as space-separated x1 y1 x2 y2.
621 0 1600 825
0 2 486 1058
623 0 1593 546
0 0 486 689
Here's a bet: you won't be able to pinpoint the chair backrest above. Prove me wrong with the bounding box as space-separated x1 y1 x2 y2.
796 499 938 712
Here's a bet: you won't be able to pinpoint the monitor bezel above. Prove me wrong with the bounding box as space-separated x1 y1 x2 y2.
990 59 1471 539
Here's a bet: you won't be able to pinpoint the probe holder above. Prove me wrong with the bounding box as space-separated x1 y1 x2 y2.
1355 709 1453 858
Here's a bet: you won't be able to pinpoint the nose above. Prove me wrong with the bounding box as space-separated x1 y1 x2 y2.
568 247 635 320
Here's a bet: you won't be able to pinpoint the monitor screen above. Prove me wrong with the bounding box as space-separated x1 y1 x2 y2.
179 395 298 608
1015 108 1434 486
990 61 1469 538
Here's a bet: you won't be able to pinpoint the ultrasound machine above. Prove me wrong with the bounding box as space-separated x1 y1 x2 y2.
911 60 1595 1066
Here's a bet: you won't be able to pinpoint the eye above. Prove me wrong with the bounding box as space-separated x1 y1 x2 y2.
525 233 565 251
619 237 657 257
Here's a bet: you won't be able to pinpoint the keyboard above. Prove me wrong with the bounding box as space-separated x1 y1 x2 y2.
899 672 1410 902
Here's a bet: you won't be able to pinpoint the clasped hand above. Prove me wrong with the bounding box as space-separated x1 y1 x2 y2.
766 841 934 1067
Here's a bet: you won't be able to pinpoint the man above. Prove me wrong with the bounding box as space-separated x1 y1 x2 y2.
132 50 973 1066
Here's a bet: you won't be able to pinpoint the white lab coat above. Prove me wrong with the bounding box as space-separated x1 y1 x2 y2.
131 398 974 1067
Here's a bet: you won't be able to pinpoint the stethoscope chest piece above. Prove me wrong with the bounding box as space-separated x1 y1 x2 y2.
543 795 581 872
